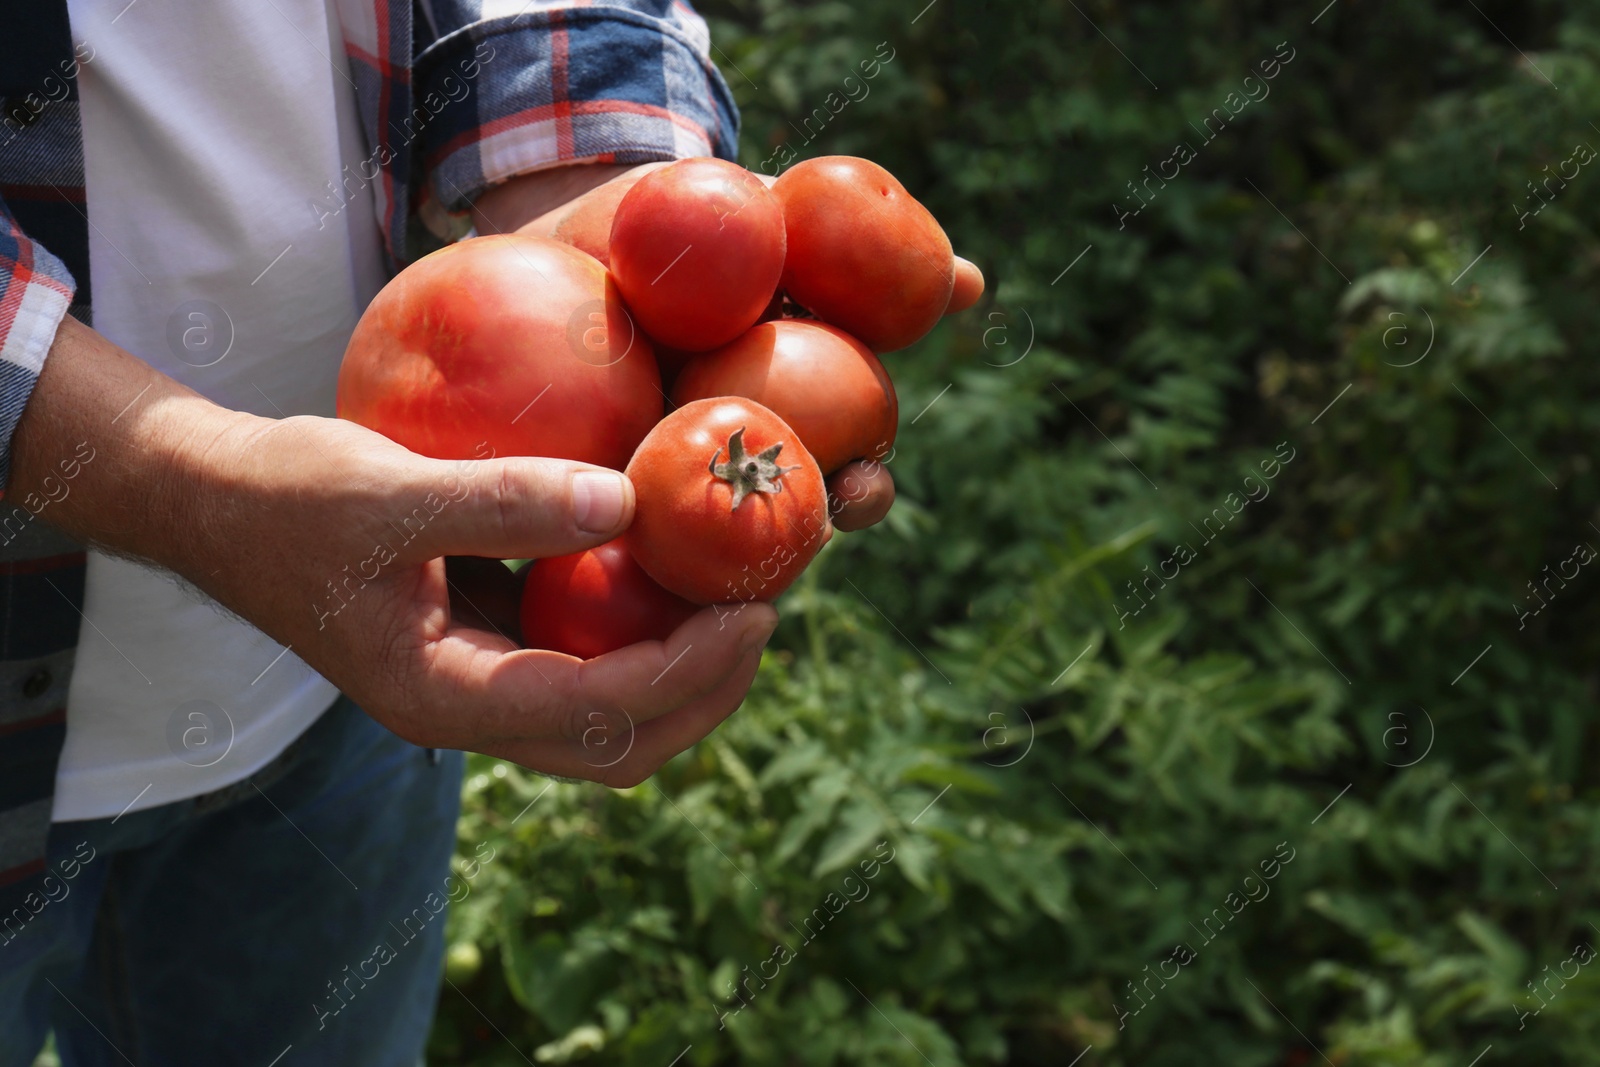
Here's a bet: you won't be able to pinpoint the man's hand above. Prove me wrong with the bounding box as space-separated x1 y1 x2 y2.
10 316 775 787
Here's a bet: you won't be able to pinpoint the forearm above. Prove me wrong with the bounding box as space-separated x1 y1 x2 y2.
7 315 251 573
473 163 640 236
9 164 633 572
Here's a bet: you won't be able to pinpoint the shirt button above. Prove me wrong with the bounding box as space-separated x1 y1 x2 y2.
21 670 52 699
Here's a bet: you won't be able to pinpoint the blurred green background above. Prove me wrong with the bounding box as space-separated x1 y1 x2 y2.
427 2 1600 1064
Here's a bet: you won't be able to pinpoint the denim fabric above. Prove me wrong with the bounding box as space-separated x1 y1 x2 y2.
0 696 464 1067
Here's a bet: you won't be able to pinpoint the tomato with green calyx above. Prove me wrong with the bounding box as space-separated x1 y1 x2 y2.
625 398 828 605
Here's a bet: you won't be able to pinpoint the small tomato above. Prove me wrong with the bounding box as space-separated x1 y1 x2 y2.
625 398 828 605
609 158 786 351
671 320 897 474
520 541 698 659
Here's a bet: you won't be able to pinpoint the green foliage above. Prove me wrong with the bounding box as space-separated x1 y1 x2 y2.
432 2 1600 1063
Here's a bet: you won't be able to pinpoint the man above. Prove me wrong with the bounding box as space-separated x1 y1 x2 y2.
0 2 908 1063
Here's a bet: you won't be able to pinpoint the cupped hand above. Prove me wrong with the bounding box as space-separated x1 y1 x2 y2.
70 342 774 783
15 316 778 786
183 410 775 787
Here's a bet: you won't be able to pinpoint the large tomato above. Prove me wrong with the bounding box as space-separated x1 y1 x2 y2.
625 398 828 605
671 320 897 474
520 540 698 659
337 235 659 470
609 158 786 352
774 156 954 353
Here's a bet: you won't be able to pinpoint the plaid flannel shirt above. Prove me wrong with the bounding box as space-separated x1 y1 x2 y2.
0 0 737 910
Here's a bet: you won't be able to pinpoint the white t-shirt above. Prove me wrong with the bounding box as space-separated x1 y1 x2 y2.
53 0 390 820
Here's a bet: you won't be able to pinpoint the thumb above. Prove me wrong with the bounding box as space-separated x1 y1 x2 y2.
396 455 634 562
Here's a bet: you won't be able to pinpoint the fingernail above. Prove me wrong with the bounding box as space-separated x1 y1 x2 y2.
573 471 628 533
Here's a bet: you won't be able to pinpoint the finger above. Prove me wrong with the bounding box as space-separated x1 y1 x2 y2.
828 461 895 532
611 642 764 779
410 598 777 749
490 641 766 787
944 256 985 315
399 456 634 563
568 601 777 724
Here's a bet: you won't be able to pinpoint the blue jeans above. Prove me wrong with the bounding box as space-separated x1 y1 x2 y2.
0 696 464 1067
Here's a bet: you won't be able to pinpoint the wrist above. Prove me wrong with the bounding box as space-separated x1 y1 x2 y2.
473 162 648 236
143 398 268 578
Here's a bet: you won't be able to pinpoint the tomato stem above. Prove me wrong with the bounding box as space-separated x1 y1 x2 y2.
709 427 801 511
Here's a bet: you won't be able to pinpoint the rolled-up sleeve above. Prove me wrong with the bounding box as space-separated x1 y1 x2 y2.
0 198 74 490
413 1 740 229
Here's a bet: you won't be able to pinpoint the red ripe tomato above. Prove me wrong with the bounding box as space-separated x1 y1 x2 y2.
774 156 954 353
520 540 698 659
609 158 786 352
625 398 828 605
337 235 659 470
671 320 897 474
